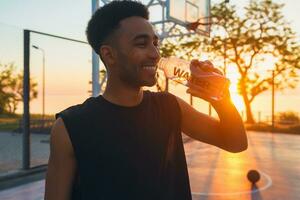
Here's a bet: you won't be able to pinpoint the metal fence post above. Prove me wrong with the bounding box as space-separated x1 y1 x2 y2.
23 29 30 169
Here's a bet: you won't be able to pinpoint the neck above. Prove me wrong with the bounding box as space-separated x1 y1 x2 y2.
103 78 143 107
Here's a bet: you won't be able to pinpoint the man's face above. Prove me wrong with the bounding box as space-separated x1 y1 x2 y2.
111 16 161 88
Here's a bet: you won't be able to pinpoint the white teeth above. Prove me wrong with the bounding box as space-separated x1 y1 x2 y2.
143 66 156 70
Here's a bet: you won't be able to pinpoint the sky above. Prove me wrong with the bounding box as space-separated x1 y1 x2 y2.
0 0 300 120
1 0 299 40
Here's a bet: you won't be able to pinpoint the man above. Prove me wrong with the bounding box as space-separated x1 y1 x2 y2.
45 1 247 200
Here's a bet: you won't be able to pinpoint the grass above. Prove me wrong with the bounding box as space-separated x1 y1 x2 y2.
1 114 299 135
0 114 20 132
245 122 300 135
0 114 55 132
0 122 19 131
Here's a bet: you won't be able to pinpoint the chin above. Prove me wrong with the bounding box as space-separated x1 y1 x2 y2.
141 78 157 87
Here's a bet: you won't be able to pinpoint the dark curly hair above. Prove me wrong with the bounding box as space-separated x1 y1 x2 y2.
86 0 149 56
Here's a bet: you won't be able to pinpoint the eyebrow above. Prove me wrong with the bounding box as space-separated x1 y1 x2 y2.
132 33 159 42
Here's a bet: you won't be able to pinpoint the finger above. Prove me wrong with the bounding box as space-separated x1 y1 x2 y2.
212 68 223 75
190 59 199 66
202 63 224 76
201 61 221 74
190 62 211 75
190 60 200 70
199 61 213 72
203 60 213 66
191 60 222 76
203 61 224 75
190 61 205 74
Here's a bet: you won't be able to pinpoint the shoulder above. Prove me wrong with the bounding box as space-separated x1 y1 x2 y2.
50 117 74 157
55 97 98 119
54 97 99 143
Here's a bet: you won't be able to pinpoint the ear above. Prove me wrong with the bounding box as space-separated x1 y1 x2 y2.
99 45 116 66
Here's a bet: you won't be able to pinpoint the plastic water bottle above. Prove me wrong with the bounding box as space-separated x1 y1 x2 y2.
158 57 230 100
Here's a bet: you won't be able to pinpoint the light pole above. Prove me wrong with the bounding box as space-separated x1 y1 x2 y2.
32 45 45 121
271 70 275 132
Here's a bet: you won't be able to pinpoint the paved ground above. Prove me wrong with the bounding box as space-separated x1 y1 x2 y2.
186 131 300 200
0 132 49 175
0 131 299 200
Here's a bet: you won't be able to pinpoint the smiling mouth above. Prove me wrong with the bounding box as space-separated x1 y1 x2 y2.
142 65 157 71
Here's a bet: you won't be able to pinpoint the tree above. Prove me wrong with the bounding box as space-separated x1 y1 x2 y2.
278 111 299 124
210 0 300 123
99 69 107 93
0 63 38 114
161 0 300 123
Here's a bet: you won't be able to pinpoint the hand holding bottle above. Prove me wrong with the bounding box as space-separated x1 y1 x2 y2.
187 60 230 102
158 57 230 101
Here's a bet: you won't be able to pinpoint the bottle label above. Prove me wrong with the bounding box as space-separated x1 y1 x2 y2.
160 57 229 101
173 67 190 81
172 67 210 89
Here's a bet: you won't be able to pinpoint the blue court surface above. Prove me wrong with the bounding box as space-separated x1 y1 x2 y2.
0 131 299 200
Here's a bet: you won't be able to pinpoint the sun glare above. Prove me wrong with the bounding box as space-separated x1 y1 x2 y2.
223 53 279 115
231 93 245 112
226 70 245 113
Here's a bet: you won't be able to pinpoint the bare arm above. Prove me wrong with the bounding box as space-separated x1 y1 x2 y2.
177 60 248 153
44 117 77 200
177 96 247 153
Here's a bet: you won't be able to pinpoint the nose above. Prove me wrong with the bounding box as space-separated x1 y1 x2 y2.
148 44 161 62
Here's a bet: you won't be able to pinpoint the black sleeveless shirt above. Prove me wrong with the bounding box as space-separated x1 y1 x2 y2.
56 91 192 200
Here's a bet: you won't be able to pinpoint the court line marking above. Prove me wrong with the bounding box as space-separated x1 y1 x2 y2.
192 170 273 196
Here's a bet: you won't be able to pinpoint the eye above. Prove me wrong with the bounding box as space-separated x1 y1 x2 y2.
136 42 146 47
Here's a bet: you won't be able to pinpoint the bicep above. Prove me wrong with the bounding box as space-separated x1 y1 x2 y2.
176 97 222 148
45 118 77 200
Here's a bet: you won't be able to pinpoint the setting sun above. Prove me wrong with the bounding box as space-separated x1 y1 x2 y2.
231 93 245 113
224 67 245 113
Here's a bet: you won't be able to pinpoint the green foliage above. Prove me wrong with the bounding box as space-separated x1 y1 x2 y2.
0 120 19 131
278 111 300 123
159 33 203 60
99 69 107 93
210 0 300 102
159 0 300 123
0 63 38 114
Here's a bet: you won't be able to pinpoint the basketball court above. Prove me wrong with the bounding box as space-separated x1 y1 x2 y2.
1 0 300 199
186 131 300 199
0 131 299 200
